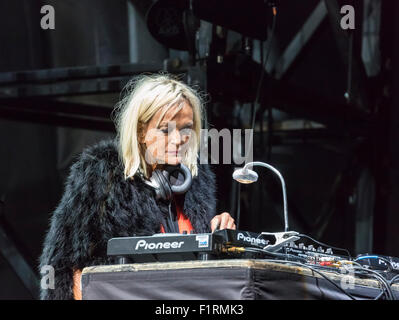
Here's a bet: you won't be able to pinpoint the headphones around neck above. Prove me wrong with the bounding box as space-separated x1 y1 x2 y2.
142 163 193 201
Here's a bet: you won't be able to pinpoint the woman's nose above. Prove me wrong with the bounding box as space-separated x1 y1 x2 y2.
169 128 182 146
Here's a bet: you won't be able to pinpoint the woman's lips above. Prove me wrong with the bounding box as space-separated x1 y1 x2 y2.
167 151 179 156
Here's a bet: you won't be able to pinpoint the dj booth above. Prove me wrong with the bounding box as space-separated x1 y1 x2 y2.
81 259 399 300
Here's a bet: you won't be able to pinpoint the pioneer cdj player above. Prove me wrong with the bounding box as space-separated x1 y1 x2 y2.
107 229 399 284
107 229 277 263
107 232 224 263
107 229 339 264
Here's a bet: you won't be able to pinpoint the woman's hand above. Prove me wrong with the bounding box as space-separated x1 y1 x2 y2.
210 212 236 232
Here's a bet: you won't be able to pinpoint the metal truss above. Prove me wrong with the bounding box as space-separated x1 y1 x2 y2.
0 60 187 131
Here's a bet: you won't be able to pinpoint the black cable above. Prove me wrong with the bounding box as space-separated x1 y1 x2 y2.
267 107 273 162
354 255 394 273
269 256 396 300
235 5 277 229
245 247 398 300
251 7 277 132
383 273 399 300
247 235 396 300
260 40 265 147
389 274 399 300
244 237 397 300
374 289 385 300
167 201 179 234
388 274 399 300
351 264 395 300
390 274 399 285
364 272 393 300
244 5 277 158
260 258 357 300
244 247 307 263
298 233 352 260
345 31 354 103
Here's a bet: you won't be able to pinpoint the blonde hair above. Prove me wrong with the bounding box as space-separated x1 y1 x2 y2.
112 73 204 180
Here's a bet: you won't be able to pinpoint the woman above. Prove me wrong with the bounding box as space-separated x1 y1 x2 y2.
39 73 236 300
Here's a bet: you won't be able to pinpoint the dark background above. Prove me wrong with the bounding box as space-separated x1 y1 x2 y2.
0 0 398 299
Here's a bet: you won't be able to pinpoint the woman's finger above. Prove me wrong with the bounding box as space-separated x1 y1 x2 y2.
227 219 236 230
211 216 221 232
219 213 230 229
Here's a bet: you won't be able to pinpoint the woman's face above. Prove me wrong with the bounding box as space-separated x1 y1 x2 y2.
140 100 194 166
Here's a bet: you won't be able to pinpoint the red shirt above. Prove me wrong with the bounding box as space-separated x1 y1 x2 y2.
160 196 194 234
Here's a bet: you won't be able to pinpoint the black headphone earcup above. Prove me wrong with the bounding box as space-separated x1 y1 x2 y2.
168 164 192 195
152 169 172 201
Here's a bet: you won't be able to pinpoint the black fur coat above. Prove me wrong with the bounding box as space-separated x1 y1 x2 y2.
38 138 217 300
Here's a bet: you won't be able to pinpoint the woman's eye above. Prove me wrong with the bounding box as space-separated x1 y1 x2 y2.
181 128 192 137
159 128 169 134
159 126 192 135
